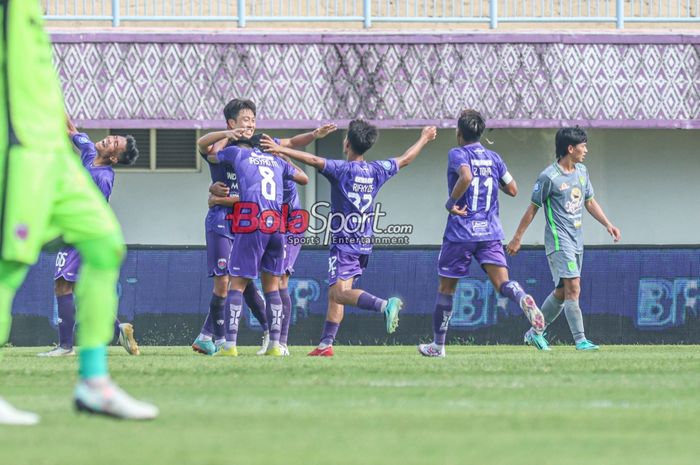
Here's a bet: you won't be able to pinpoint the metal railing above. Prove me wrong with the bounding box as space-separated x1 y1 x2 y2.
42 1 700 28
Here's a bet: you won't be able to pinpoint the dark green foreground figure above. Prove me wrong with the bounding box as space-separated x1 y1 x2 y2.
0 0 157 424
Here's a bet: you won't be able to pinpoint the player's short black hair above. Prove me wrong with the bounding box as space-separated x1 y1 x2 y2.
224 98 256 121
555 126 588 159
457 109 486 143
346 119 378 155
117 135 139 166
231 133 264 150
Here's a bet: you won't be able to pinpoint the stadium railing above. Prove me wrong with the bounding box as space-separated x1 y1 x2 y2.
42 0 699 28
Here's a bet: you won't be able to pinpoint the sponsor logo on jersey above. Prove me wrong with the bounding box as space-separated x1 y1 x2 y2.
559 182 570 191
381 161 392 170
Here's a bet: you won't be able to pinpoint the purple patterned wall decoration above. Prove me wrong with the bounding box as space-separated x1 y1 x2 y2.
51 32 700 129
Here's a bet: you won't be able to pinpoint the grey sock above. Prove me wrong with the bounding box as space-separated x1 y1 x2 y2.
541 291 565 326
563 299 586 343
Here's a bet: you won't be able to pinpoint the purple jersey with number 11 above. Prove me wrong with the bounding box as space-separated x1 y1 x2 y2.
443 142 509 243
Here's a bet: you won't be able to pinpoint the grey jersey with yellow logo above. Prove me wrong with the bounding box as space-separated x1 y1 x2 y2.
531 162 594 255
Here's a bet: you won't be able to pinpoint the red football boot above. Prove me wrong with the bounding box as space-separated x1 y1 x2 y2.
307 345 334 357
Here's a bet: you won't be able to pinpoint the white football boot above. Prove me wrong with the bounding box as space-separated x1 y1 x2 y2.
37 346 75 357
256 331 270 355
0 397 40 425
417 343 446 358
74 378 158 420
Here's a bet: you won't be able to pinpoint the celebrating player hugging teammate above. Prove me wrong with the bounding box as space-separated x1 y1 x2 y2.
192 98 336 357
261 120 437 357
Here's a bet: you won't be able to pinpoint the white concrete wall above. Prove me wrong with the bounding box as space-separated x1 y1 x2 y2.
98 128 700 246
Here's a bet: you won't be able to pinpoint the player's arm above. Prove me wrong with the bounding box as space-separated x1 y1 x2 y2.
198 129 245 161
394 126 437 170
290 165 310 185
506 203 539 256
499 174 517 197
279 123 338 149
66 114 78 137
585 198 621 242
209 182 229 197
445 165 472 216
260 135 326 171
208 195 240 209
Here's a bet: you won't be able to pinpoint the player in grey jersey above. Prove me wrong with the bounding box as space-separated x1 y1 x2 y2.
506 126 621 350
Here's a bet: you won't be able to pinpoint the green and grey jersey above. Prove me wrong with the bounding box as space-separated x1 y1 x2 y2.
531 162 594 255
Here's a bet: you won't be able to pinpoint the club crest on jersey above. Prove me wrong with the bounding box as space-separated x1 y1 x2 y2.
217 258 228 269
381 161 392 170
564 187 583 214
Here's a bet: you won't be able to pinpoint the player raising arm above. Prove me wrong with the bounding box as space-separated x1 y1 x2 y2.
261 122 437 357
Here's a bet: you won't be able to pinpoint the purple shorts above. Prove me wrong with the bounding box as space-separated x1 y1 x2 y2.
54 246 81 282
284 236 302 275
229 231 285 279
437 240 508 278
328 246 369 287
206 231 233 277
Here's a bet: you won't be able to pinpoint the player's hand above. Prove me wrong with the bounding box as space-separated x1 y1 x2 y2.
506 238 521 256
207 195 217 208
448 204 468 216
313 123 337 139
209 182 229 197
607 224 621 242
260 134 282 155
421 126 437 142
226 128 246 141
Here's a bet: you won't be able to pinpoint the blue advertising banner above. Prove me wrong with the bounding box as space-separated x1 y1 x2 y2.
11 247 700 345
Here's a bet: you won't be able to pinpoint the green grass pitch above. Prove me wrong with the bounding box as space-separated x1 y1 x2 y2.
2 345 700 465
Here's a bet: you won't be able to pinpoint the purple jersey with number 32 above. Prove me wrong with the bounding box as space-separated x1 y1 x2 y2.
443 142 509 243
321 158 398 254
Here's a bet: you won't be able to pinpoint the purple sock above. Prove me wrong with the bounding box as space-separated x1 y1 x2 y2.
113 318 121 340
224 290 243 344
265 291 283 343
244 282 269 331
319 321 340 346
500 280 527 307
207 294 226 340
433 293 454 346
356 292 386 312
279 287 292 346
201 314 214 338
56 294 76 349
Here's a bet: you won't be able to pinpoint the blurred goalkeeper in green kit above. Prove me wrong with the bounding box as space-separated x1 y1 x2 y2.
0 0 157 424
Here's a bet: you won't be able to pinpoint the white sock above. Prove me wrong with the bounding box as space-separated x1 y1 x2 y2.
223 342 236 350
198 334 212 342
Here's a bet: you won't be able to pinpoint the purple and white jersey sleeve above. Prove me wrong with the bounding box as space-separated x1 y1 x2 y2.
72 133 97 168
369 159 399 188
320 159 347 182
91 170 114 200
216 145 242 166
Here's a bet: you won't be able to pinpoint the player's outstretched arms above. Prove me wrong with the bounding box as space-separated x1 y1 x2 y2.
281 123 338 149
585 198 621 242
209 182 230 197
260 135 327 171
395 126 437 169
444 165 472 216
506 204 539 255
199 128 246 161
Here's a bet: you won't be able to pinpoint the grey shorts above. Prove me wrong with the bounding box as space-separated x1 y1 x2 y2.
547 250 583 288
